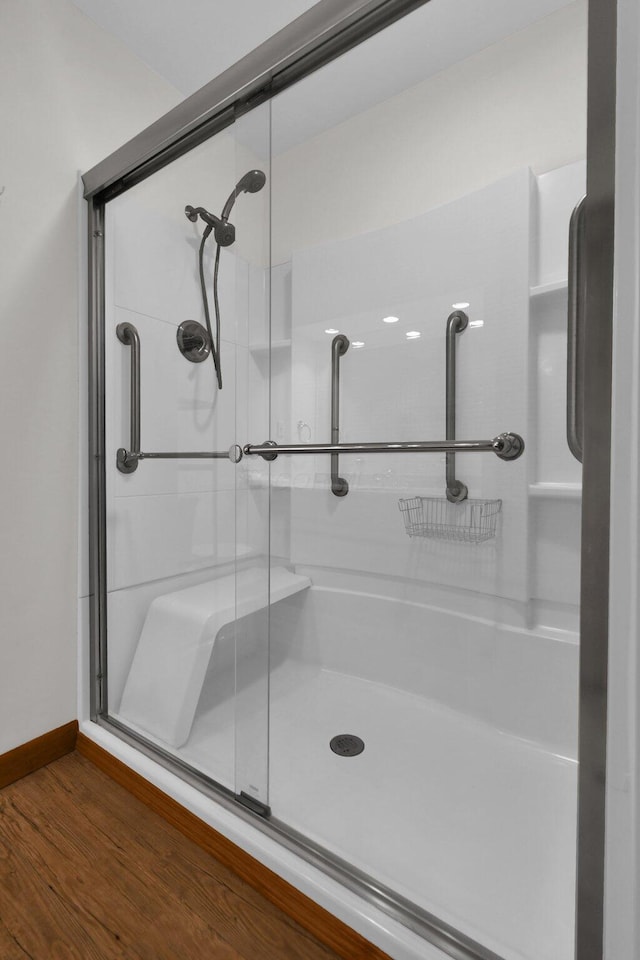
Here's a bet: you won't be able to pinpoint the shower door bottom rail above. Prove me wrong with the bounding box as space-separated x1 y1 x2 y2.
243 432 525 461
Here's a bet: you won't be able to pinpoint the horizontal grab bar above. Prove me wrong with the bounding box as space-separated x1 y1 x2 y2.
117 444 243 471
244 432 525 461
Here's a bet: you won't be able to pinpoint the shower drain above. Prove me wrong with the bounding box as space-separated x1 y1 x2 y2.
330 734 365 757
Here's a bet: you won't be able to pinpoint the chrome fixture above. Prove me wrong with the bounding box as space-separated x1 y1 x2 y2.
115 321 242 472
176 320 211 363
244 434 524 461
184 205 235 246
247 315 523 491
221 169 267 219
445 309 469 502
399 308 505 541
186 169 267 391
567 195 586 462
331 334 350 496
115 322 140 474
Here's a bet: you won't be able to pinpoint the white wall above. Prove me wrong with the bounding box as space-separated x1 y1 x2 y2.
0 0 181 754
271 1 586 264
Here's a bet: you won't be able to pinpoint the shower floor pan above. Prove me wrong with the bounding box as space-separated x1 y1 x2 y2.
173 660 577 960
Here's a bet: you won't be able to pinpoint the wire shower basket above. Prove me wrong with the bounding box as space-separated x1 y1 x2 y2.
398 496 502 543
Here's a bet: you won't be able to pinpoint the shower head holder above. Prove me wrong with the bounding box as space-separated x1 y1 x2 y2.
184 205 235 246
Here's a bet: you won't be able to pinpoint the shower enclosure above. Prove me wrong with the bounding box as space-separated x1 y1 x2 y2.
83 2 614 959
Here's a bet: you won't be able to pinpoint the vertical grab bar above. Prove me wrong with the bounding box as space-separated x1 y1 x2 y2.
445 310 469 502
116 322 141 474
567 195 586 463
331 334 350 496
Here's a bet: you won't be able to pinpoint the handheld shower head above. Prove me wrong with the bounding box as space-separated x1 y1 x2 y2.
237 169 267 194
185 171 266 392
221 169 266 221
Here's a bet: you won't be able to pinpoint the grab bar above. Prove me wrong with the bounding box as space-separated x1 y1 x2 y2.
115 322 241 473
567 195 586 463
244 433 525 460
116 322 140 473
445 310 469 502
331 334 350 497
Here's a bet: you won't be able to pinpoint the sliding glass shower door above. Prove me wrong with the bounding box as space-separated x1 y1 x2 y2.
101 103 272 808
263 4 586 960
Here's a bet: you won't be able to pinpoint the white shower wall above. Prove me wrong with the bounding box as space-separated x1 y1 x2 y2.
266 162 584 630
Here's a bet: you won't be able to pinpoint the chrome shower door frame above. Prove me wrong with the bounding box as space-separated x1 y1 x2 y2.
83 2 617 959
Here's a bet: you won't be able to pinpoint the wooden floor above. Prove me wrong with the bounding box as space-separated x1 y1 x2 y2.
0 752 342 960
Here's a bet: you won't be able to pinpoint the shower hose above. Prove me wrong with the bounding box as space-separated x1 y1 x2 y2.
198 224 223 390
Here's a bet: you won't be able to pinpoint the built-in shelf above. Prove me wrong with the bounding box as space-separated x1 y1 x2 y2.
528 482 582 500
249 338 292 354
529 279 568 299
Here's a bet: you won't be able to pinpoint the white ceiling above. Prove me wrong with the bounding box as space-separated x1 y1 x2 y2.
72 0 577 155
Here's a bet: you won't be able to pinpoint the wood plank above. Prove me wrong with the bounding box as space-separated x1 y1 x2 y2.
0 720 77 789
77 733 393 960
0 754 339 960
45 756 338 960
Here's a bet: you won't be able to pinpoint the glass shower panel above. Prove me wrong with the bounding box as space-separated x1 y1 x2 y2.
267 3 585 959
103 104 271 803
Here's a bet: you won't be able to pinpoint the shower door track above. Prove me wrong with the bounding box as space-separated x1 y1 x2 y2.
83 1 617 959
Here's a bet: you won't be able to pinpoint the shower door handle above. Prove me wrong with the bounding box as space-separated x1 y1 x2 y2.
567 195 586 463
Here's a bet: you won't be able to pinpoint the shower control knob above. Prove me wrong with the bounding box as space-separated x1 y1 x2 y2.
177 320 211 362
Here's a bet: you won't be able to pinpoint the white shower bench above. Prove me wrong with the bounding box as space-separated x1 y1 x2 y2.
118 565 310 748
